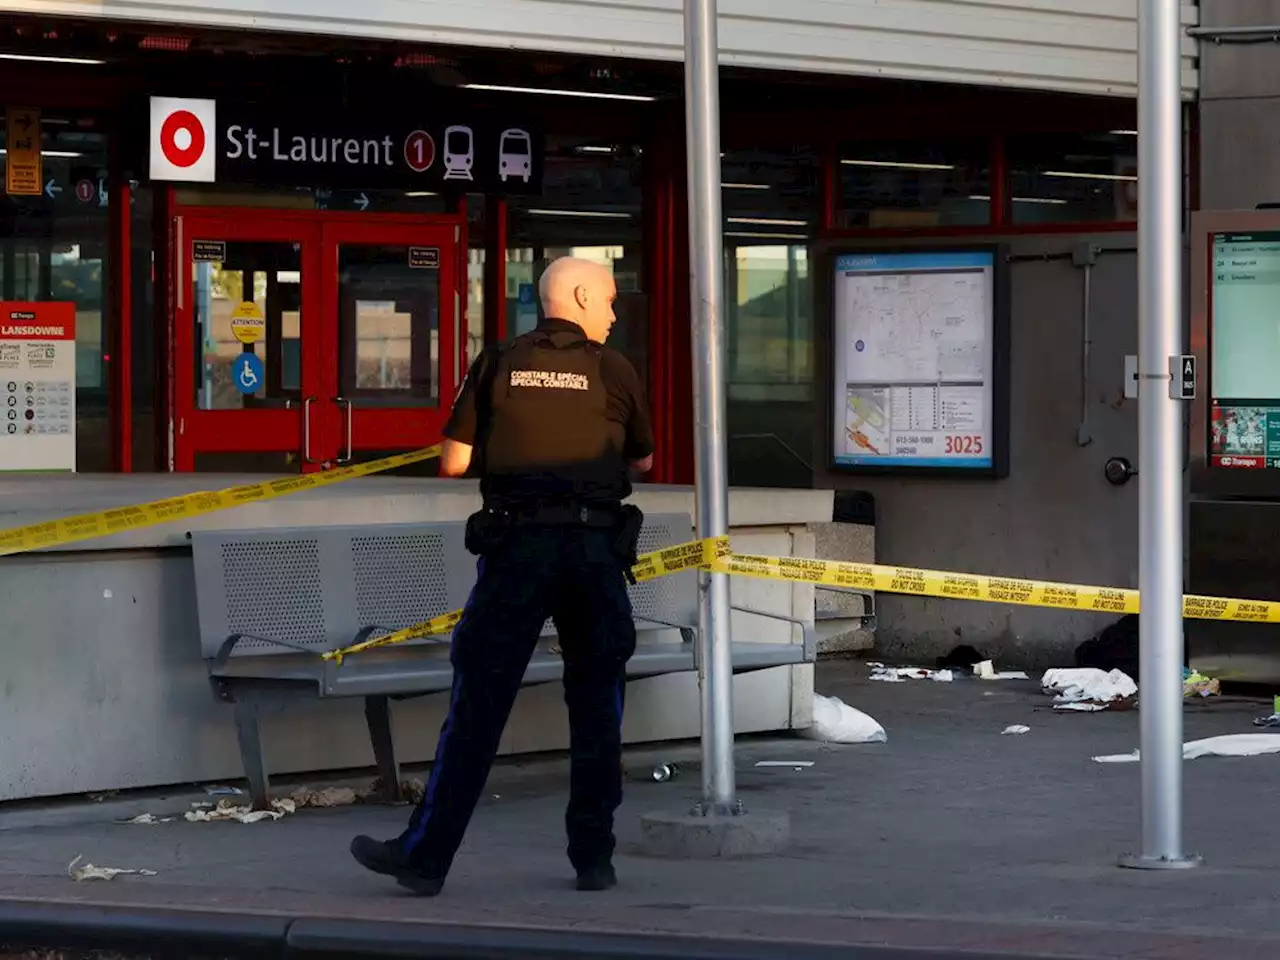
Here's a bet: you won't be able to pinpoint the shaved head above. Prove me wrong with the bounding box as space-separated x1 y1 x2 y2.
539 256 618 344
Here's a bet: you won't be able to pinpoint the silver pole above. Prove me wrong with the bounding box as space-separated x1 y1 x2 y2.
1121 0 1197 870
683 0 737 815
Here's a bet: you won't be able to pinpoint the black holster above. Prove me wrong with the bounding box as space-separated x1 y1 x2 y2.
613 504 645 585
464 506 512 556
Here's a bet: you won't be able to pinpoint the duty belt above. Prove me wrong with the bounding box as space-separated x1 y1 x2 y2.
505 503 621 527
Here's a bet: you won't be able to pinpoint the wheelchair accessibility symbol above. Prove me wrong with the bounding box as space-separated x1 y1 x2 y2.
233 353 264 395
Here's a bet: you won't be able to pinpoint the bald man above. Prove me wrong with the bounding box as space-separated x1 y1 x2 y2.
351 256 654 896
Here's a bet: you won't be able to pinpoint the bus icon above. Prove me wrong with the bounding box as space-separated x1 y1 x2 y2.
499 129 532 183
443 125 474 181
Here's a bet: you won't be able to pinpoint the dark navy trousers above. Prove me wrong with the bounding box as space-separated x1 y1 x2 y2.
396 524 637 876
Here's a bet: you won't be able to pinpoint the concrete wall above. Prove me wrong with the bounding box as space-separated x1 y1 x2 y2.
1199 1 1280 209
0 479 829 802
815 234 1140 670
1186 2 1280 682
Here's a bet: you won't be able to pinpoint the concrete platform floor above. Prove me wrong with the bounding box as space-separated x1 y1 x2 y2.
3 658 1280 958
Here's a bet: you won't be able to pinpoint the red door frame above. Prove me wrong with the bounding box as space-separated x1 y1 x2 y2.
168 205 464 471
321 216 462 460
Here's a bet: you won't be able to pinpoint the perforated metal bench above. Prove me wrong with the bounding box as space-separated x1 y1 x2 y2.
190 513 813 808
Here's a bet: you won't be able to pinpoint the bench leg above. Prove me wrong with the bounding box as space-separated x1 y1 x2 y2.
233 700 271 811
365 695 404 803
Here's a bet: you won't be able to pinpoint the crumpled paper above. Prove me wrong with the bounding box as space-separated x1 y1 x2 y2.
184 797 297 823
1183 671 1220 698
178 779 428 824
869 663 953 683
117 813 173 825
68 854 157 881
1002 724 1031 735
289 786 358 808
1041 667 1137 710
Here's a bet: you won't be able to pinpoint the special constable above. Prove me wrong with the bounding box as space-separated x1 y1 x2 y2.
350 256 655 896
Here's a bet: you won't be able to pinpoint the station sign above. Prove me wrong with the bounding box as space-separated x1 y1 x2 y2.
147 96 543 194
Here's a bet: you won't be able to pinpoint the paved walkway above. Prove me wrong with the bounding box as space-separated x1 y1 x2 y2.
3 660 1280 958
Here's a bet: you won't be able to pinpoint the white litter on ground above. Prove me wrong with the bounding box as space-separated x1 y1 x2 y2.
68 855 157 881
801 694 887 744
184 797 297 823
116 814 173 825
869 663 953 683
1041 668 1137 709
754 760 815 768
973 660 1030 681
1093 734 1280 764
1002 725 1031 735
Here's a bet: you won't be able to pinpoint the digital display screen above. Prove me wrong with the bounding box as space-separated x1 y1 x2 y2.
831 250 996 470
1209 232 1280 469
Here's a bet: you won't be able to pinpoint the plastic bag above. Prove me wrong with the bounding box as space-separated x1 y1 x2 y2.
801 694 887 744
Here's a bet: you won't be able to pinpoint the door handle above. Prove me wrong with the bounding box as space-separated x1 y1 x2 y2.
286 396 319 464
334 397 353 464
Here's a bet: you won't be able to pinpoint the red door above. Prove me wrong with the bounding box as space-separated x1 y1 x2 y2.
321 218 461 466
170 208 463 472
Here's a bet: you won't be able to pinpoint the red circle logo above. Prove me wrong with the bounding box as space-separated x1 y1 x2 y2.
75 179 95 203
160 110 206 168
404 131 436 173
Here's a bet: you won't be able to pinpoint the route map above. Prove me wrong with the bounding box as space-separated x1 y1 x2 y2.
832 251 994 469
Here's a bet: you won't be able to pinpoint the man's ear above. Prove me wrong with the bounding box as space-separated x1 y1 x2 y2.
573 284 590 309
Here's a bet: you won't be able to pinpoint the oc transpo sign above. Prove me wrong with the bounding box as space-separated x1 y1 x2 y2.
145 96 541 193
149 97 217 182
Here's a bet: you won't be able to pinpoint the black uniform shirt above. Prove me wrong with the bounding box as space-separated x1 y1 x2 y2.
444 318 655 507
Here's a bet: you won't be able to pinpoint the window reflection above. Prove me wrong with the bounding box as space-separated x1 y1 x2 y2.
507 136 646 382
838 139 989 229
722 148 818 488
0 113 110 470
728 246 811 396
1006 131 1137 223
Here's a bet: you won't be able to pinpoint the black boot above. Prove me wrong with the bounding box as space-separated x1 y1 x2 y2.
575 862 617 891
350 835 445 897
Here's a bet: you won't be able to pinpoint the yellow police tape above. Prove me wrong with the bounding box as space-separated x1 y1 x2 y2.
321 536 731 663
322 534 1280 664
0 445 442 558
5 448 1277 660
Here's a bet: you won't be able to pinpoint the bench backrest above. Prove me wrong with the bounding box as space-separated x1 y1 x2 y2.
190 512 696 660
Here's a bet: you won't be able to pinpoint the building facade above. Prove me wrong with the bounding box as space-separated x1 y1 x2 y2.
0 1 1201 664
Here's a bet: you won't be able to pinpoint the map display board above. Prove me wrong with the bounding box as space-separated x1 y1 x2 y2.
1209 231 1280 470
830 249 1004 474
0 301 77 472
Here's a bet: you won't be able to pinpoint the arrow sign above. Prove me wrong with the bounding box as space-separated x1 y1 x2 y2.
355 192 370 211
43 179 62 200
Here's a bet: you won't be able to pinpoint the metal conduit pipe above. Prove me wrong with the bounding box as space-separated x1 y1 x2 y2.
1187 25 1280 42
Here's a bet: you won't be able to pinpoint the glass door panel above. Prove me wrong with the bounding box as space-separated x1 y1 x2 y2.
322 220 460 461
173 215 325 471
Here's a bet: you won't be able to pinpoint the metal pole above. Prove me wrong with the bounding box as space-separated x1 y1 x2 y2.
683 0 737 815
1120 0 1197 871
